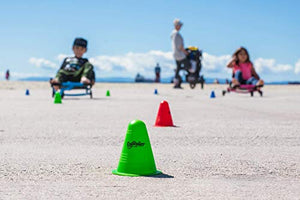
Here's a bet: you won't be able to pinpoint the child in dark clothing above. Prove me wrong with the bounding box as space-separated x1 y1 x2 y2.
50 38 95 90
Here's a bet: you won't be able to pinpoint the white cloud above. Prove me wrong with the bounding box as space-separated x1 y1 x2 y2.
57 54 71 63
254 58 293 73
89 50 233 77
27 51 300 81
29 57 58 69
294 59 300 74
202 53 231 74
89 50 175 76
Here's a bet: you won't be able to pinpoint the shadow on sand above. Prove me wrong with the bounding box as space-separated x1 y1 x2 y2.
147 172 174 179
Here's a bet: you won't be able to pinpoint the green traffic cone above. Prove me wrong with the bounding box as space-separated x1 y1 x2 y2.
106 90 110 97
112 120 161 176
54 92 62 104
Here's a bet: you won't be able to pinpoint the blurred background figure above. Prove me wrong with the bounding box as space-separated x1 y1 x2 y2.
5 69 10 80
154 63 161 83
171 18 190 88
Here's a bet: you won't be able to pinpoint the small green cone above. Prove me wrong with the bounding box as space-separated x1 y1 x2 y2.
54 92 62 104
106 90 110 97
112 120 161 176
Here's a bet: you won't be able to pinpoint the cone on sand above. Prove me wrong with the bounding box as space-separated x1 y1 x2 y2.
154 89 158 95
210 91 216 98
106 90 110 97
112 120 161 176
155 100 174 127
54 92 62 104
25 89 30 96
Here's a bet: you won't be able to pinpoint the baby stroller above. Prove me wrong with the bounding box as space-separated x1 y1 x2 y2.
185 46 205 89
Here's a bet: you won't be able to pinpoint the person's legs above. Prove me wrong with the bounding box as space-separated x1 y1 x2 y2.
174 60 181 79
80 64 95 85
81 68 95 85
174 58 191 88
61 66 90 84
257 79 264 86
246 77 264 86
174 60 182 88
234 70 243 83
246 77 258 85
90 70 96 85
232 70 243 86
50 70 69 91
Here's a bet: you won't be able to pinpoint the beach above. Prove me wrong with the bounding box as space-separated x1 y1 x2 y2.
0 81 300 199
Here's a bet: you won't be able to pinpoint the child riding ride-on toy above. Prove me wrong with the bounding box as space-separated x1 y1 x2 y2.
223 47 264 97
50 37 95 99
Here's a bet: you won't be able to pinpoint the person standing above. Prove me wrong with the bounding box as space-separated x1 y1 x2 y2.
5 70 10 80
171 19 190 88
154 63 161 83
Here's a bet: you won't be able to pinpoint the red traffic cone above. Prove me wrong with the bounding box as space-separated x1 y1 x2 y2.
155 100 174 127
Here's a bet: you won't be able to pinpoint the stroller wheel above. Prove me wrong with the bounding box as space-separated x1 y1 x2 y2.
190 83 196 89
222 90 226 96
90 91 93 99
250 91 254 97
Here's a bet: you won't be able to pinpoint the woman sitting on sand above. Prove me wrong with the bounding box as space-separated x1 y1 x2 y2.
227 47 264 87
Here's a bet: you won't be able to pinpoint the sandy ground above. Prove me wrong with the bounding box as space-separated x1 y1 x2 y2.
0 81 300 200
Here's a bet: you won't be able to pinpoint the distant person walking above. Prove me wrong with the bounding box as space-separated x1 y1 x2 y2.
171 19 190 88
154 63 161 83
5 70 10 80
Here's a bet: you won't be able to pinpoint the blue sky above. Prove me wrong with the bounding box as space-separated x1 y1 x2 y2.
1 0 300 81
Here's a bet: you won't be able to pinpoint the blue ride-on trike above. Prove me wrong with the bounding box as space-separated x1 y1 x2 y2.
50 79 93 99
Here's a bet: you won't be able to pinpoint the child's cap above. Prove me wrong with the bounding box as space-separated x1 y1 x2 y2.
73 38 88 48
